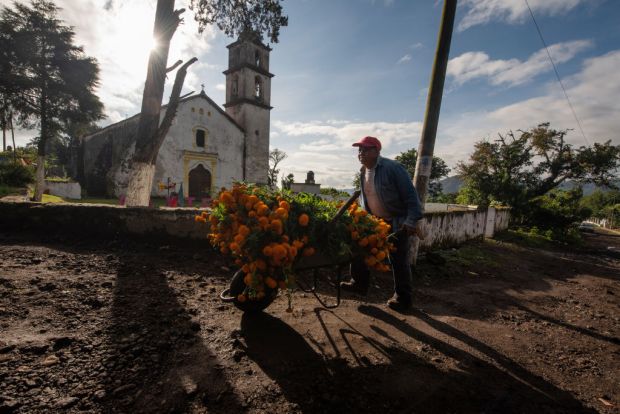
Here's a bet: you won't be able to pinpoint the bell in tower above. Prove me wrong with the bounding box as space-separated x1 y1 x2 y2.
224 29 273 185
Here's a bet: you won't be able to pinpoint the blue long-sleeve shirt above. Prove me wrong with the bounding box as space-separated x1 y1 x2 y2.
359 156 423 230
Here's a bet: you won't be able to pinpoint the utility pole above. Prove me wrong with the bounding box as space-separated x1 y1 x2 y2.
412 0 457 264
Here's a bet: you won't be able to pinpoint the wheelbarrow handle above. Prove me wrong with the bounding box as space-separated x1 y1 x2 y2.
330 190 361 223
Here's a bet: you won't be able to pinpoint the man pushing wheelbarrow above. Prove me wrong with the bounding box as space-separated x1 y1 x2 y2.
199 136 423 314
341 136 424 312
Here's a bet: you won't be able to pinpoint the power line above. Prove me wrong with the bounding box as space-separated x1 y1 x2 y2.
524 0 590 146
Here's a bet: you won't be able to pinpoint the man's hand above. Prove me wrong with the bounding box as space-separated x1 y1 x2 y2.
400 222 425 239
401 224 417 237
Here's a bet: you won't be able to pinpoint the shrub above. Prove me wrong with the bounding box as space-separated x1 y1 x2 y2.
0 163 35 187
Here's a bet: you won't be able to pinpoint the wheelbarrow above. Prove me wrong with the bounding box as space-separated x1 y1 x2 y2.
220 191 361 312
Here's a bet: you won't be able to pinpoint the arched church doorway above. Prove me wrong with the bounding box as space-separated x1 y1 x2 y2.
189 164 212 199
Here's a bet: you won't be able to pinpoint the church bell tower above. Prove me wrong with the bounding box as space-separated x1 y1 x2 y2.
224 30 273 185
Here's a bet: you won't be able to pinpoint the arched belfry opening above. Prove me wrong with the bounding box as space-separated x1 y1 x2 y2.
189 164 212 198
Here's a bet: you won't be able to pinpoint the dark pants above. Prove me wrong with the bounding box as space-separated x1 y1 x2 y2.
350 231 413 303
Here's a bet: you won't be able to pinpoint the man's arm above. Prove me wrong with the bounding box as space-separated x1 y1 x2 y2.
394 164 423 229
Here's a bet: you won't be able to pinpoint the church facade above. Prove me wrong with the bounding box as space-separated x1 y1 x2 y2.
79 33 273 200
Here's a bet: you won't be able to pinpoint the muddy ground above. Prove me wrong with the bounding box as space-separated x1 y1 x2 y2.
0 229 618 414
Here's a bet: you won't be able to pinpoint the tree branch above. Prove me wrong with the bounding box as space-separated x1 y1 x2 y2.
151 57 198 163
166 59 183 73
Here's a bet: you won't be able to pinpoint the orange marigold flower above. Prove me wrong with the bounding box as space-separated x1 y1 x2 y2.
298 213 310 227
279 200 290 211
256 259 267 271
265 277 277 289
238 225 250 237
270 219 283 235
275 207 288 219
302 247 315 257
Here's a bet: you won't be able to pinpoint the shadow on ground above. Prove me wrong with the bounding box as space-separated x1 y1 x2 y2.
239 309 595 414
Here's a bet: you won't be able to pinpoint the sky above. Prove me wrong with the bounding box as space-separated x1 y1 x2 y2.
3 0 620 189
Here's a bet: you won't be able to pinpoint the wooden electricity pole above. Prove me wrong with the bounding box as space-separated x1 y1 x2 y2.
412 0 457 263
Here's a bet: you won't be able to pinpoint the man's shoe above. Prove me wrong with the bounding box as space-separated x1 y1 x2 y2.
340 280 369 295
387 296 412 312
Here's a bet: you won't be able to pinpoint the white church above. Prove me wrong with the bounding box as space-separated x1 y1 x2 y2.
79 31 273 200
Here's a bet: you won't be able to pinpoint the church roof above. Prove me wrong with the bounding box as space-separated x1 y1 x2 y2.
83 91 245 141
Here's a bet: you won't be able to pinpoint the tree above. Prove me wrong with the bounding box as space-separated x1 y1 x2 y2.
395 148 450 198
281 172 294 190
125 0 288 206
0 0 104 201
267 148 286 188
580 189 620 227
457 123 620 220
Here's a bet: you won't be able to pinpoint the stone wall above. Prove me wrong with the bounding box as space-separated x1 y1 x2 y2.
0 202 510 252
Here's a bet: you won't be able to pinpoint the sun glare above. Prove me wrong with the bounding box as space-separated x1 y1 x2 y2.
107 2 157 79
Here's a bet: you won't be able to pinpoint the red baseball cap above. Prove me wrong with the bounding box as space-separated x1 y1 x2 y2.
352 136 382 151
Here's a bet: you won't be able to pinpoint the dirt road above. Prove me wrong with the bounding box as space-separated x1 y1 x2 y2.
0 230 618 413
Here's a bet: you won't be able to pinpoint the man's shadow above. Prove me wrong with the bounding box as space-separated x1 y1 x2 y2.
358 304 596 413
239 308 596 413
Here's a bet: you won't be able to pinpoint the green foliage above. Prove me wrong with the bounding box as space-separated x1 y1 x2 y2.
0 0 104 199
427 191 457 203
320 187 349 198
498 226 583 247
580 190 620 227
394 148 451 198
0 163 34 187
526 188 591 238
352 171 361 191
281 173 294 190
189 0 288 43
457 123 620 222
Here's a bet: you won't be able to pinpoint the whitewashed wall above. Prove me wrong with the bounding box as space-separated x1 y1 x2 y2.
416 207 511 251
154 97 245 197
44 181 81 200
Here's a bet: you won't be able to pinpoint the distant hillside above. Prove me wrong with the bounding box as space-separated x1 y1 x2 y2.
438 176 619 196
439 176 464 194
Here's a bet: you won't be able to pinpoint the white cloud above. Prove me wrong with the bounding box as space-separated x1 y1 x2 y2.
447 40 592 87
215 83 226 91
397 54 412 64
272 119 423 188
458 0 587 31
4 0 217 146
274 50 620 188
437 50 620 166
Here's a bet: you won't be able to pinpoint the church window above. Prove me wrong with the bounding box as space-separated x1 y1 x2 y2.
191 107 195 113
199 108 204 115
255 50 261 67
195 129 206 147
254 76 263 101
232 75 238 97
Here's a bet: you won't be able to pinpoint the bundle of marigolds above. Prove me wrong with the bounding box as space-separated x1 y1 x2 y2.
196 183 394 303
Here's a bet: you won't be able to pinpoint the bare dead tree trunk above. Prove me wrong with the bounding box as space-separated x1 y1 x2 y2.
10 114 16 163
33 94 48 202
125 0 187 207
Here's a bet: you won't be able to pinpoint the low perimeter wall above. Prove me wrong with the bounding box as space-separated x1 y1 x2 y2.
0 201 510 251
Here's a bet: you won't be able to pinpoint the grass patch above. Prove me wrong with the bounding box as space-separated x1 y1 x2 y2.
441 242 500 269
0 185 22 197
41 193 65 203
494 228 583 249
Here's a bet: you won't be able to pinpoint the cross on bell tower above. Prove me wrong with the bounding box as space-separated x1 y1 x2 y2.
224 29 273 185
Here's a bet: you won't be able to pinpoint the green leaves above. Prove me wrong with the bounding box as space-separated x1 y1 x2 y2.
189 0 288 43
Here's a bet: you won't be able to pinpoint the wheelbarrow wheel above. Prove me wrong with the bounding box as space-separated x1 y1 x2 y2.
220 270 278 313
